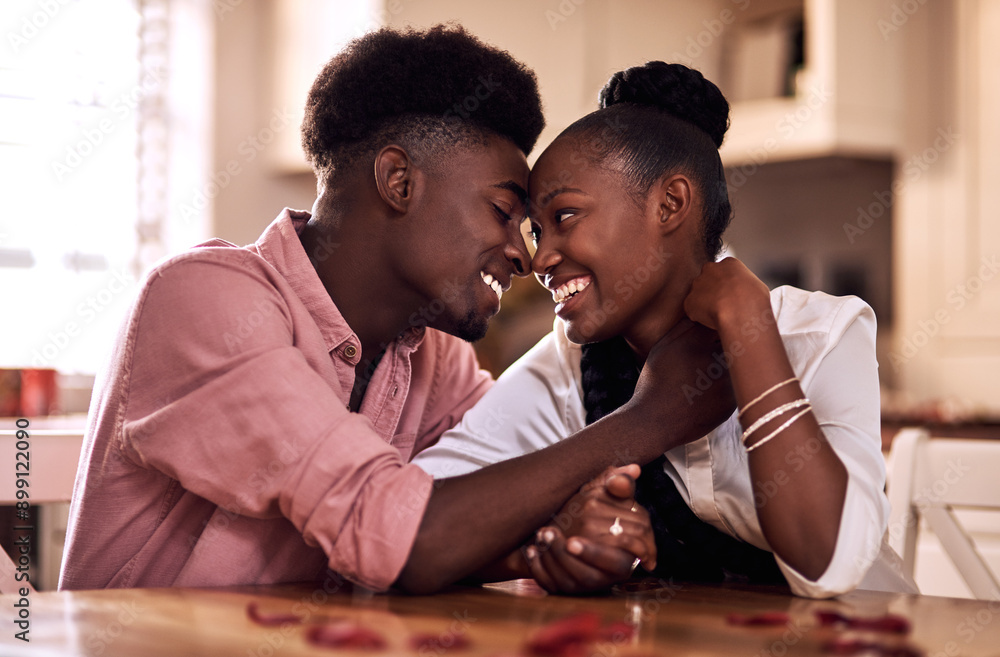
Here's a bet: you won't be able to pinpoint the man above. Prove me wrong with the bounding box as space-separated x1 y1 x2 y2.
60 25 731 594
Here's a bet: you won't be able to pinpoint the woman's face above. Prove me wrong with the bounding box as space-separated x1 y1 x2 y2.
528 137 686 347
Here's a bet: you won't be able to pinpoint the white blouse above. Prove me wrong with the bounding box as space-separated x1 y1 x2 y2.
413 286 917 598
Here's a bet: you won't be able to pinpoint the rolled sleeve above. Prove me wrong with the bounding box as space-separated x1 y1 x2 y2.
121 252 433 590
776 301 889 598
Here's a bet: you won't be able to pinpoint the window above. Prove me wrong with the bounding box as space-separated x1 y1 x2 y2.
1 0 210 375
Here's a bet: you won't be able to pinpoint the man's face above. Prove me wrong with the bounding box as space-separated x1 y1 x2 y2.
393 137 532 342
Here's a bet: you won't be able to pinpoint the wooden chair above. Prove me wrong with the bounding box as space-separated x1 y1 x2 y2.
0 428 84 593
886 427 1000 599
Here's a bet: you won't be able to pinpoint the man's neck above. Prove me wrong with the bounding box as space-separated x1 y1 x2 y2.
299 206 416 359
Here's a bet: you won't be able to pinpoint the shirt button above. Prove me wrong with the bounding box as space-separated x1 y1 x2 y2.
344 344 358 358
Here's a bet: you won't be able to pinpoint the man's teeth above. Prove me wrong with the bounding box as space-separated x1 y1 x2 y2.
552 278 591 304
480 272 503 299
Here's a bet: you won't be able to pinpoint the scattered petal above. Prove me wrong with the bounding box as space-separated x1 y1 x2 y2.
726 612 791 626
246 601 303 626
306 622 387 650
816 611 912 634
526 612 601 656
816 611 848 626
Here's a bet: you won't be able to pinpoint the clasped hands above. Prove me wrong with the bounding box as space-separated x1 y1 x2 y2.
522 464 656 594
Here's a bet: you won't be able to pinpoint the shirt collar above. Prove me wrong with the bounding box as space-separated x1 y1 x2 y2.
253 208 425 357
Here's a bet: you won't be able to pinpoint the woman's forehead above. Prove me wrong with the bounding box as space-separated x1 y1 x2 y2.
529 138 624 190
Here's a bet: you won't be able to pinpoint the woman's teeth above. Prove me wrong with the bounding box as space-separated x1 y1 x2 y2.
552 278 591 304
481 272 503 299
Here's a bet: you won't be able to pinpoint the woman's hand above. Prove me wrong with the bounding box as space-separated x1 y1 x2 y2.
523 465 655 594
683 257 771 332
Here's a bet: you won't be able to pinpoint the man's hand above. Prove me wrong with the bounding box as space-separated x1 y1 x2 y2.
631 318 737 448
523 465 655 594
683 257 771 332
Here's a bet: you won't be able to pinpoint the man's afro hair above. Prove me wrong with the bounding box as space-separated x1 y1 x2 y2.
301 24 545 181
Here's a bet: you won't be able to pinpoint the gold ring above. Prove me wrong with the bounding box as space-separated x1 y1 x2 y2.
610 517 623 536
630 557 642 575
630 502 638 513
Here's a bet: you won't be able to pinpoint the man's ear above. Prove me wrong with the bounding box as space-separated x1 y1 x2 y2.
374 145 418 213
652 173 693 236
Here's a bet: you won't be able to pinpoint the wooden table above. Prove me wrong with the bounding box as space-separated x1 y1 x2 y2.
3 578 999 656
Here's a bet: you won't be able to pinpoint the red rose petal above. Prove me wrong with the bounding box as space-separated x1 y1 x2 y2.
726 611 791 626
816 611 912 634
526 612 601 656
306 622 387 650
816 610 848 627
246 601 303 627
848 614 912 634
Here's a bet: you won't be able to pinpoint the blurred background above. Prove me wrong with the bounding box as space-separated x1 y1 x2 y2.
0 0 998 594
3 0 998 421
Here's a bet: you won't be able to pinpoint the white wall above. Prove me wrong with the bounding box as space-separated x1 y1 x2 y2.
211 1 317 248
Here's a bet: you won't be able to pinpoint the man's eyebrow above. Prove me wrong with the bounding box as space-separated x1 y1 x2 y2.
492 181 528 205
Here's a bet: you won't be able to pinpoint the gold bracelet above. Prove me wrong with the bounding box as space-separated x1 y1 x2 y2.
745 406 813 453
737 377 799 420
741 398 810 445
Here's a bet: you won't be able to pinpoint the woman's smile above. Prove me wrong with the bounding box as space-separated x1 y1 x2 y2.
550 275 593 316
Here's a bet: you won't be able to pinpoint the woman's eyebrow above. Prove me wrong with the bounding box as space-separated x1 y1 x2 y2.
492 181 528 206
538 187 586 207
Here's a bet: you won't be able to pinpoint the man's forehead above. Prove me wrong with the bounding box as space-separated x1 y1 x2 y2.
453 138 528 182
491 181 528 205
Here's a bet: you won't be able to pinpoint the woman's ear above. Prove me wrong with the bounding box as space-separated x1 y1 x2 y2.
652 173 693 236
374 145 419 213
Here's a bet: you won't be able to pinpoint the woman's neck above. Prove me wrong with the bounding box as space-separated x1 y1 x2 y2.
622 256 707 363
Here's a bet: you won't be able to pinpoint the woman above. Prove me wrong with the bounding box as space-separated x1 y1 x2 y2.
414 62 916 598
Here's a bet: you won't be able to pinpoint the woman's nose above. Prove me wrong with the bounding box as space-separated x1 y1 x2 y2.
530 237 562 279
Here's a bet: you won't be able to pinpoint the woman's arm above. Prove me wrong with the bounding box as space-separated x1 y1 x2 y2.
684 258 849 582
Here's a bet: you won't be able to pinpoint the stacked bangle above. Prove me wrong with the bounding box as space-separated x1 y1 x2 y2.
737 377 798 419
741 399 810 439
744 405 812 452
741 396 813 451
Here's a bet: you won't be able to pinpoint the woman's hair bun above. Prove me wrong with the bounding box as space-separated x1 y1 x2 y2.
599 61 730 148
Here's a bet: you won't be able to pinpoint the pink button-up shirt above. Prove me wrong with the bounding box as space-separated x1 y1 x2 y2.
59 209 492 591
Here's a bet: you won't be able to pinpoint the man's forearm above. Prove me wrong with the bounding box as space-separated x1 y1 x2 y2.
395 398 701 594
461 548 530 584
